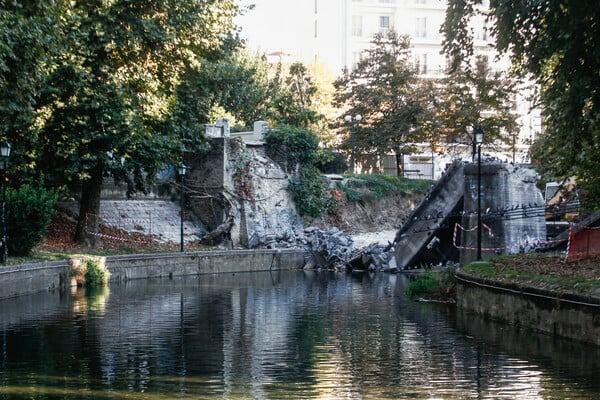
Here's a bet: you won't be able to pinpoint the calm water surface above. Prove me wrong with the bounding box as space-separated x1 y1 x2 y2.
0 270 598 399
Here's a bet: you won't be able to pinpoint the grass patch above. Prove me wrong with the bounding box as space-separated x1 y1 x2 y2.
406 267 457 301
341 174 433 203
0 251 70 266
3 249 127 266
461 254 600 297
461 261 495 276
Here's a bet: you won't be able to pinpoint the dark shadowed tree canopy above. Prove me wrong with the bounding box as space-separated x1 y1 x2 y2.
1 0 239 244
443 0 600 207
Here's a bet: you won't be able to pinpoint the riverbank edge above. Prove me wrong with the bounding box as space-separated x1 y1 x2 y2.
0 249 306 300
455 270 600 346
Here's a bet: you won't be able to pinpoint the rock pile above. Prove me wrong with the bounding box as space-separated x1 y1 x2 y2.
300 227 396 272
347 242 397 272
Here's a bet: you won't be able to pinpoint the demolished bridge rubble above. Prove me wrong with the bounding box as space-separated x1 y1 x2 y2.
392 160 546 269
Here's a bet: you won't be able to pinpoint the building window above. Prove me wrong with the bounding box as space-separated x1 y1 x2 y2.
379 16 390 34
414 53 428 74
352 15 363 37
475 25 488 41
480 54 489 65
415 17 427 38
352 51 362 70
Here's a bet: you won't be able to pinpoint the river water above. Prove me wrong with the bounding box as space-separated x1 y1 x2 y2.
0 270 598 399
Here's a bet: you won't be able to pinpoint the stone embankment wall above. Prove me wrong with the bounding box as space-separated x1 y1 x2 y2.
187 120 303 249
455 271 600 346
0 249 305 300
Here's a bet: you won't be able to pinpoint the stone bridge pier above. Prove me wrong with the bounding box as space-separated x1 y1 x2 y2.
460 161 546 264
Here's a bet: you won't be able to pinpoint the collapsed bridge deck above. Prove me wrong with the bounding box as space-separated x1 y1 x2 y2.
393 161 465 270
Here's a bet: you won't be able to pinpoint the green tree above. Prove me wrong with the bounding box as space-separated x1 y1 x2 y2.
0 1 66 184
175 49 272 131
437 57 519 155
333 30 425 171
443 0 600 207
268 62 327 130
31 0 237 244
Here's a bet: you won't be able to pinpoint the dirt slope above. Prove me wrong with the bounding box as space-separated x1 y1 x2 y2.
311 194 420 233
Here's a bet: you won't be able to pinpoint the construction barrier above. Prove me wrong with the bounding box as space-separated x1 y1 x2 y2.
565 225 600 261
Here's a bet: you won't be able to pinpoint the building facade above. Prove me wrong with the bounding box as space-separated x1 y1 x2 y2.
237 0 542 178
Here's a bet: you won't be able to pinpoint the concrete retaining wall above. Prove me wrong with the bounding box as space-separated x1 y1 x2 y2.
455 271 600 346
107 249 305 281
0 249 305 300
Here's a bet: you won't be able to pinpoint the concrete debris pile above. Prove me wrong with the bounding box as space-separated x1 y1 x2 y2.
302 227 396 272
302 227 353 269
347 242 397 272
246 222 304 249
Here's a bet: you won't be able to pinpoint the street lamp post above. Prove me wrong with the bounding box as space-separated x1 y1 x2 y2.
474 126 484 261
178 164 187 253
344 114 362 174
0 141 11 265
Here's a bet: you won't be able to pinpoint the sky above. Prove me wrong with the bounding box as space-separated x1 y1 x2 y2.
235 0 308 55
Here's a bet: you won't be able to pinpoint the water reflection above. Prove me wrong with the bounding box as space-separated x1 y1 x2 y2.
0 270 598 399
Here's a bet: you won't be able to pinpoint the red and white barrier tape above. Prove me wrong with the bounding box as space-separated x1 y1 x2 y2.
86 230 156 244
453 222 568 252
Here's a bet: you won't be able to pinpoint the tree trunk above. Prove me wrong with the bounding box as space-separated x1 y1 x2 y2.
74 166 103 246
396 152 403 176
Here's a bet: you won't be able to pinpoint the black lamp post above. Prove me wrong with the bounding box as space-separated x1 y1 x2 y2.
344 114 362 174
474 126 484 261
1 141 11 265
178 164 187 253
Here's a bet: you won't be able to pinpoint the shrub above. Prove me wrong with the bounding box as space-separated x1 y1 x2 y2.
84 257 110 287
406 271 440 300
289 167 332 218
266 125 335 218
405 267 456 301
265 125 320 171
315 150 348 174
6 183 57 256
340 174 433 203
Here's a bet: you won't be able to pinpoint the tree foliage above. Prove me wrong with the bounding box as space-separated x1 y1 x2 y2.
333 29 518 169
6 181 57 256
176 55 331 137
437 57 519 150
0 0 65 181
267 62 327 130
0 0 239 243
333 31 422 159
443 0 600 207
175 49 272 131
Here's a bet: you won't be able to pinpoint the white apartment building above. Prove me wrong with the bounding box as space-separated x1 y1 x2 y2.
236 0 542 177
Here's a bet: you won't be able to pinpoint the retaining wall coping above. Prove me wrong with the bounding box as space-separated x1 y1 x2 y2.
0 249 306 301
107 248 302 262
0 260 69 274
455 270 600 307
